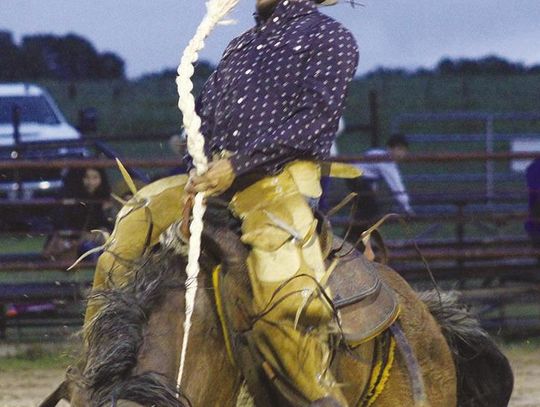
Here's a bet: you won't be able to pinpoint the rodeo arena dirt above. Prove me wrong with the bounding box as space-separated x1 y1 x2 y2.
10 344 540 407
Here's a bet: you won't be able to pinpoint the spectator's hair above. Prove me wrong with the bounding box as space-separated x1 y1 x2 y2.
386 134 409 149
63 167 111 199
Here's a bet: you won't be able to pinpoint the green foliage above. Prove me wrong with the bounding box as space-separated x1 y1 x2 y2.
34 73 540 142
337 73 540 154
0 30 125 80
0 31 21 80
364 55 540 78
435 55 536 76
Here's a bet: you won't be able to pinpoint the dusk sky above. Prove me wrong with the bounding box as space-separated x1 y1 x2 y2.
2 0 540 78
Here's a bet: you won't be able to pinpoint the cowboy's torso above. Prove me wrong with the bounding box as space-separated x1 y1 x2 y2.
197 0 359 176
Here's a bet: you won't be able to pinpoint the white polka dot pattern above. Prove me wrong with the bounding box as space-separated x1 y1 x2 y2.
195 0 359 176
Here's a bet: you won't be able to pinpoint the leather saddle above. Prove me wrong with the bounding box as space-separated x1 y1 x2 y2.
316 211 400 344
201 211 400 406
326 244 400 344
202 211 400 348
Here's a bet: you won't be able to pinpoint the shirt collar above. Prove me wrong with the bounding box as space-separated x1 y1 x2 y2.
254 0 316 27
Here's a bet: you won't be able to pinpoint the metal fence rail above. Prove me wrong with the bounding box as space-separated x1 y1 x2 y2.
1 150 540 170
0 149 539 338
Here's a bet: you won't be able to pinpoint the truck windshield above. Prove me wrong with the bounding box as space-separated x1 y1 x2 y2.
0 96 60 125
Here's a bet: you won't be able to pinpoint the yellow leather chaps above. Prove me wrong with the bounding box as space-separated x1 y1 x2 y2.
84 161 352 404
229 161 346 403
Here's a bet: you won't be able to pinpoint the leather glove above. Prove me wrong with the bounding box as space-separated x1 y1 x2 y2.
185 158 236 197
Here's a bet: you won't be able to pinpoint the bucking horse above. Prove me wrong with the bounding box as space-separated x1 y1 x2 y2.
39 191 513 406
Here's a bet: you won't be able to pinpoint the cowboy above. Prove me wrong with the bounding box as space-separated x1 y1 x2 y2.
86 0 358 405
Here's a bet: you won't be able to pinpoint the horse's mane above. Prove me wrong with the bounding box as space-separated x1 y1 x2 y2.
81 247 191 407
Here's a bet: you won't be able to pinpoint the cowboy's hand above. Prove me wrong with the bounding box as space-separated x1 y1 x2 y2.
185 159 235 196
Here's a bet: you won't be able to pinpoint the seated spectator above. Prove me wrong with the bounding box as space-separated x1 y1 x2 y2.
44 167 113 261
346 134 414 242
61 167 113 231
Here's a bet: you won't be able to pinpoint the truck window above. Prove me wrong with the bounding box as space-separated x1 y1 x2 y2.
0 96 60 125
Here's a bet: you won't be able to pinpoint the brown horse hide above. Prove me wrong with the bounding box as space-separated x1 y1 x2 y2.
41 226 513 407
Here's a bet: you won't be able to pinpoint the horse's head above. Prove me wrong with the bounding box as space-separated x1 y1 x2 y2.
40 223 248 406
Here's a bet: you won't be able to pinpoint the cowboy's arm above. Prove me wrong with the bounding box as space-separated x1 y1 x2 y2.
184 33 247 168
185 36 248 195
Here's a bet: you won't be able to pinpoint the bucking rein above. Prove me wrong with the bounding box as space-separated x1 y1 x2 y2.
174 0 241 388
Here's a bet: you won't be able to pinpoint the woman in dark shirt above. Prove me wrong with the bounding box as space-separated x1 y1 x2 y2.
61 167 112 229
60 167 113 256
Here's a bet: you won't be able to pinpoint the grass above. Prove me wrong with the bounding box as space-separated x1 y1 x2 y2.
344 74 540 149
0 234 94 284
0 343 75 371
1 235 46 254
0 268 93 284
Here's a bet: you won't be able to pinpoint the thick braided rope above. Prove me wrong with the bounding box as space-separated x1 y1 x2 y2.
175 0 240 388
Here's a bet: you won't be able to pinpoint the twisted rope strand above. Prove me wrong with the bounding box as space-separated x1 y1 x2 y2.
175 0 240 389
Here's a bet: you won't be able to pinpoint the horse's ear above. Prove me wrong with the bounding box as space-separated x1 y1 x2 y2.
38 380 70 407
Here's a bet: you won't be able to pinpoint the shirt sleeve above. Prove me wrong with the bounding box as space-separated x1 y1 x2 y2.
184 59 224 170
195 34 247 145
230 27 359 176
188 36 245 170
195 71 218 145
378 162 413 213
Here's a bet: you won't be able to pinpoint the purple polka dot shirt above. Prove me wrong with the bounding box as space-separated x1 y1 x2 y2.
196 0 359 176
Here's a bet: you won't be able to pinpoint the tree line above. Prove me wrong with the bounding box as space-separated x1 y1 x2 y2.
364 55 540 79
2 30 539 82
0 31 125 80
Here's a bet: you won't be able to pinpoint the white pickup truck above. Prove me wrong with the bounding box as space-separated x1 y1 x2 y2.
0 83 89 199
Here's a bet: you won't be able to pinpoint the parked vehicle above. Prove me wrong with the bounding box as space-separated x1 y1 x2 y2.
0 83 89 199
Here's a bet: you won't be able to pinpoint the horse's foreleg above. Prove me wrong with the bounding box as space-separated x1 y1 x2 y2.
180 283 244 406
